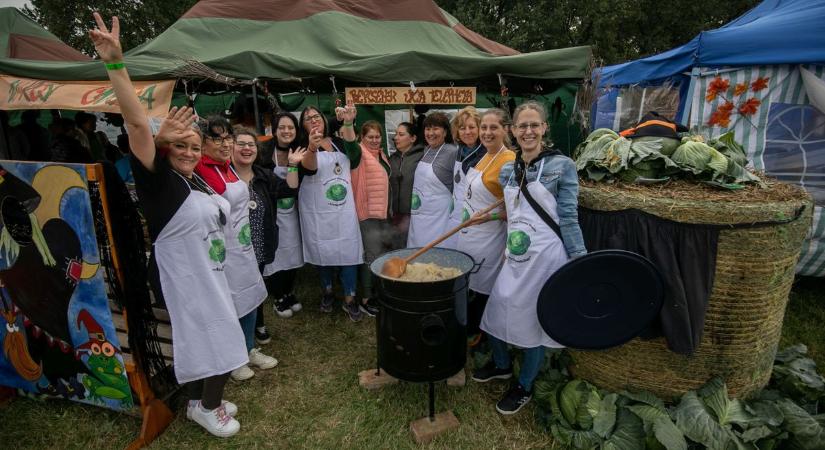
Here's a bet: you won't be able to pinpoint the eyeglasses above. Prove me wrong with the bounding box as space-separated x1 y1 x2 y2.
235 142 257 148
207 135 234 145
303 114 323 122
515 122 544 132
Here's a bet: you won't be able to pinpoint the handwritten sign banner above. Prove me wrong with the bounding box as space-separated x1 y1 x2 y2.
0 76 174 117
345 87 476 105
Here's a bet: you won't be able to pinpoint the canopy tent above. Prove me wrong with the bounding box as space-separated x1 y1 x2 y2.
0 0 590 83
596 0 825 88
591 0 825 277
0 7 89 62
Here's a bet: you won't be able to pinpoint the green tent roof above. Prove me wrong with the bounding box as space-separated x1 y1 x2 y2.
0 0 589 82
0 7 89 62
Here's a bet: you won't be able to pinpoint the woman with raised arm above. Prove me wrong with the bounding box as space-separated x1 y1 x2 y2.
90 13 245 437
297 104 365 322
473 101 586 415
262 112 306 320
192 115 269 382
227 126 304 380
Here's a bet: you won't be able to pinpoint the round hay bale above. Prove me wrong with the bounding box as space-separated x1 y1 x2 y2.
569 179 813 400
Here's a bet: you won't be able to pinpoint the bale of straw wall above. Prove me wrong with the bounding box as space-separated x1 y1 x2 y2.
569 182 813 399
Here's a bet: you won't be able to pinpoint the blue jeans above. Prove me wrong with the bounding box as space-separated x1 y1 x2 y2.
489 334 545 391
318 265 358 297
239 309 257 352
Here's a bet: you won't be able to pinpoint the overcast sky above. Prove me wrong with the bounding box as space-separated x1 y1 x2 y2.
1 0 32 9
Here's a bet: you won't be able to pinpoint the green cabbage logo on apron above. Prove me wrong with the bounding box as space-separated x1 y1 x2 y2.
238 223 252 246
209 239 226 263
507 230 531 256
411 193 421 210
277 197 295 209
462 208 470 222
326 184 347 202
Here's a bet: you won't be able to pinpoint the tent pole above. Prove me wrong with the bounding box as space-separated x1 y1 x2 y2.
251 79 263 134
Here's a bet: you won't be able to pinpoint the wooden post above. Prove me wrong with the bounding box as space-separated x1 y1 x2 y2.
89 164 174 449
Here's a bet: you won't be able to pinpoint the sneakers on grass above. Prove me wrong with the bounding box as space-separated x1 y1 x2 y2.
285 293 302 312
320 292 335 313
255 326 271 345
359 298 379 317
273 297 294 318
187 400 237 419
496 383 532 415
342 301 364 322
471 361 513 383
190 402 240 437
230 364 254 381
248 348 278 369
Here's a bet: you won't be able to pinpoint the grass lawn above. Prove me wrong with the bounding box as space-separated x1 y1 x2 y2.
1 271 823 449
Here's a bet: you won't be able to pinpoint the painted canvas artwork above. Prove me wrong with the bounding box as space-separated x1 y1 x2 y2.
0 161 133 411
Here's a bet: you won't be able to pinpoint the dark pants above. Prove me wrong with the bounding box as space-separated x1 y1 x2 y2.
186 372 230 409
468 291 489 336
265 268 298 300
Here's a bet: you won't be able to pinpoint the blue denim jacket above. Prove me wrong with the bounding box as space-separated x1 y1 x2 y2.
499 153 587 257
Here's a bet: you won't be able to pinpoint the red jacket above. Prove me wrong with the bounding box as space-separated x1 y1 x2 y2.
194 155 238 195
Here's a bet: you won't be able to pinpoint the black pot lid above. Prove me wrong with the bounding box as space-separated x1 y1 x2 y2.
537 249 664 350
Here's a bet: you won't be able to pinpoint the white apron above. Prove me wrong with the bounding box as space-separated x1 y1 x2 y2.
263 154 304 275
299 148 363 266
444 144 482 249
154 173 248 383
457 150 507 294
216 166 267 317
481 158 569 348
407 145 452 248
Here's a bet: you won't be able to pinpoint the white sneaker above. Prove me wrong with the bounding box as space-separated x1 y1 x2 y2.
190 402 240 437
187 400 237 419
248 348 278 370
230 364 255 381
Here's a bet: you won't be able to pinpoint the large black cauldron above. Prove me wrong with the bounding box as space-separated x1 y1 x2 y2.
370 248 475 383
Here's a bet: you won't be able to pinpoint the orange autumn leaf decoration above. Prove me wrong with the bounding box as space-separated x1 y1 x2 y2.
734 82 749 96
738 98 761 116
719 101 735 113
751 77 770 92
705 77 730 103
708 109 732 128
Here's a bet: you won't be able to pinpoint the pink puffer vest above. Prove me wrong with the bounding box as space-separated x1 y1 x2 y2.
351 143 390 220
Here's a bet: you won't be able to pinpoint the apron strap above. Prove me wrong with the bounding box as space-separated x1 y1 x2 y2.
518 158 563 240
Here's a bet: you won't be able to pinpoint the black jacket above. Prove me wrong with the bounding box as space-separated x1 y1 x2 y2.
249 164 297 265
388 143 425 215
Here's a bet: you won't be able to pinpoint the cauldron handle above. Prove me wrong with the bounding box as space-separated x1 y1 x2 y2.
469 259 484 274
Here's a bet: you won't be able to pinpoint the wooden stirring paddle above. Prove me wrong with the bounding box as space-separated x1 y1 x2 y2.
381 198 505 278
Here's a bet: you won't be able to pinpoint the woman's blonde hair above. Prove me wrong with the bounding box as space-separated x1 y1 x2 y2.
360 120 382 139
450 106 481 144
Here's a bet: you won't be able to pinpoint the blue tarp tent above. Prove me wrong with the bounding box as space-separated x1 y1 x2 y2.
592 0 825 277
598 0 825 88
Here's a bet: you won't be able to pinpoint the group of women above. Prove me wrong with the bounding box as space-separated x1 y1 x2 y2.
93 11 585 438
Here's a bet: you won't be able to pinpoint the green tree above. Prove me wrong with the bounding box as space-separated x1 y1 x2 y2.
438 0 759 65
23 0 198 55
